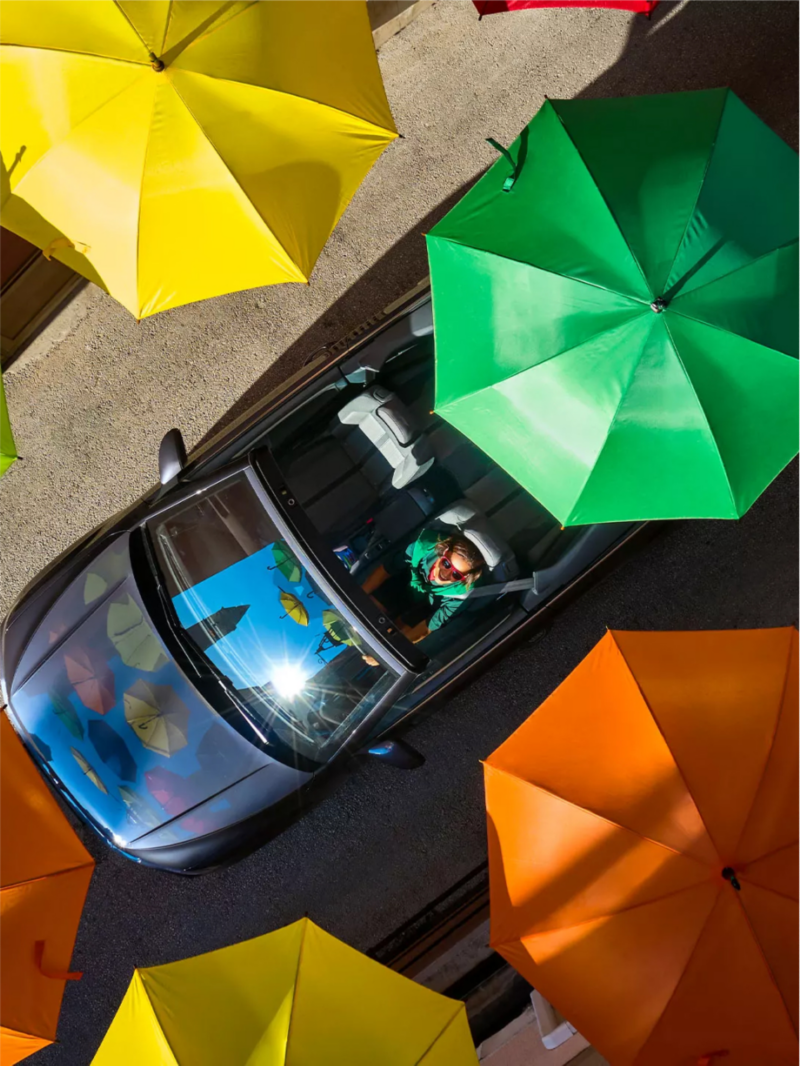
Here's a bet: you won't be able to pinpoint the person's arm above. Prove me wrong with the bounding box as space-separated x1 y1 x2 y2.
428 595 468 631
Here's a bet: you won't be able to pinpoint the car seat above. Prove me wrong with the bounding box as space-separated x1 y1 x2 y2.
333 386 435 492
433 499 520 590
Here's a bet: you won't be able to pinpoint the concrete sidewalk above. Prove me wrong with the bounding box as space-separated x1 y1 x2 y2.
1 1 797 611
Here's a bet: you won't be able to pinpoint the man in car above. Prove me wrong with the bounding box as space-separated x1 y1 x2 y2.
361 529 486 664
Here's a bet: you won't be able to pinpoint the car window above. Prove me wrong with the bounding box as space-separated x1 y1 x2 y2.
146 471 394 764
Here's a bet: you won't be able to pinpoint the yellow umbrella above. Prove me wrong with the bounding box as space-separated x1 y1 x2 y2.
91 918 478 1065
278 589 309 627
123 680 189 757
70 747 108 794
0 1 397 318
107 595 168 673
1 369 17 478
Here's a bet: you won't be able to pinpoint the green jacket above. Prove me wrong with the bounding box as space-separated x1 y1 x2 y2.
405 528 478 631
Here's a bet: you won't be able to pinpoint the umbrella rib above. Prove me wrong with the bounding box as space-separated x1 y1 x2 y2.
283 917 309 1063
731 891 798 1037
741 838 798 871
2 861 95 892
564 326 653 525
160 0 259 67
661 316 739 516
606 631 726 857
491 880 719 948
111 0 154 57
134 83 159 319
628 890 725 1065
485 763 710 862
436 309 649 412
413 1004 469 1065
0 41 146 67
667 308 799 361
548 105 652 299
731 636 795 859
658 92 728 300
159 0 174 56
429 232 650 308
172 67 397 140
669 238 799 308
167 76 309 283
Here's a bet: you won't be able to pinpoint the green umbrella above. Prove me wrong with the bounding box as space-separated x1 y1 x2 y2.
427 89 798 525
268 540 302 583
0 368 17 477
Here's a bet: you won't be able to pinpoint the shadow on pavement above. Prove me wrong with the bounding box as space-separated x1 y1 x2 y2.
199 0 798 450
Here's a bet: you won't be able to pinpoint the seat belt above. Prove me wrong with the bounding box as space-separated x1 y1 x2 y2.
467 575 539 599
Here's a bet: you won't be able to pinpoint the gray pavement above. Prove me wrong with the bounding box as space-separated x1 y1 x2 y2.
0 2 797 1063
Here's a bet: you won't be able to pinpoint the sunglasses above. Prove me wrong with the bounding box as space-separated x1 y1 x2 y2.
440 552 470 580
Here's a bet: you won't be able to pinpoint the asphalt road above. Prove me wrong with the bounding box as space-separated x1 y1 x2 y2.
1 3 797 1063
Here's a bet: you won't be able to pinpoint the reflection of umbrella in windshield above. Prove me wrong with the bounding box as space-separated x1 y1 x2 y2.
145 767 200 817
49 687 84 738
65 648 116 715
278 589 309 626
89 719 137 782
107 594 168 672
83 572 108 605
268 541 302 583
124 680 189 757
118 785 161 830
321 608 359 647
71 747 108 793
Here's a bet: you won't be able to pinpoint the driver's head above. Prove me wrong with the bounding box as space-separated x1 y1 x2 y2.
431 535 485 587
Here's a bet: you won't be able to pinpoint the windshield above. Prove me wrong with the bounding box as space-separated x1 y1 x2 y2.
146 471 394 762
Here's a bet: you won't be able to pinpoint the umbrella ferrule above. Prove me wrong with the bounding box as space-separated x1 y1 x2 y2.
149 52 166 72
721 867 741 891
650 297 667 313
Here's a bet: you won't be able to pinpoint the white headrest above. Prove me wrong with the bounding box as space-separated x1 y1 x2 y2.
435 500 510 570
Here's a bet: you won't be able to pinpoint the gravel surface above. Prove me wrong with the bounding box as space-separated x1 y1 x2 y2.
0 2 797 1063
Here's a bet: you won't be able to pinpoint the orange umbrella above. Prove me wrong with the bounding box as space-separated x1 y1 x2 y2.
484 628 798 1066
0 714 95 1064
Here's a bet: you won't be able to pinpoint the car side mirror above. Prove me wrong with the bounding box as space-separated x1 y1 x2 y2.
158 428 187 485
362 738 425 769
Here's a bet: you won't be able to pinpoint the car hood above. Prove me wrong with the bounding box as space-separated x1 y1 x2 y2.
6 535 304 848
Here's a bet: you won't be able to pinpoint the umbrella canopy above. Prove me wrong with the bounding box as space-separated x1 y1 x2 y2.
48 688 84 739
0 369 16 477
91 917 478 1065
428 89 799 524
88 719 137 783
475 1 656 13
107 594 168 672
70 747 108 794
124 679 189 756
484 627 798 1065
64 647 115 715
0 1 396 318
1 714 94 1065
278 589 309 626
268 541 302 583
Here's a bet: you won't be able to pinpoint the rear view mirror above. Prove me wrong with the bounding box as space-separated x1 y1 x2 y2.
362 738 425 769
158 428 187 485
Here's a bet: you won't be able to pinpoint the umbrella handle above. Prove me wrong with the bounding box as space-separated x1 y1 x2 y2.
35 941 83 981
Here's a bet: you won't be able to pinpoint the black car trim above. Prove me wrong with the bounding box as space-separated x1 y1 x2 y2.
250 449 427 675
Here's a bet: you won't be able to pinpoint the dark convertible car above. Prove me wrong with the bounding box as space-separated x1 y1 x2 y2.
1 279 648 872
